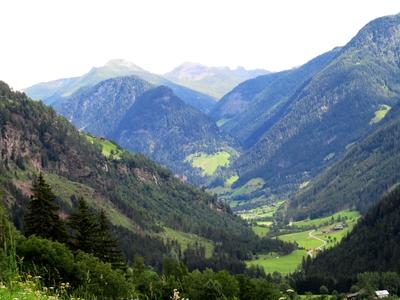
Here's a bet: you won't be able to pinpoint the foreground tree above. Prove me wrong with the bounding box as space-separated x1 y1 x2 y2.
94 210 125 268
24 173 66 242
69 199 125 268
68 197 98 254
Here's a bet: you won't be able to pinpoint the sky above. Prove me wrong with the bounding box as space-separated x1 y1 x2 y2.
1 0 400 90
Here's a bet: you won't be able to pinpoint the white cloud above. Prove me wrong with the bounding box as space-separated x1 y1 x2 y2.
1 0 399 89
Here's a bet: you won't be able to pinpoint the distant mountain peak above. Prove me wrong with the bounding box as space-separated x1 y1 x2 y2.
104 59 144 71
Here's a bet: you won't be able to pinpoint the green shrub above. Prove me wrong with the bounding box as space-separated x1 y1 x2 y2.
17 236 75 284
74 251 133 299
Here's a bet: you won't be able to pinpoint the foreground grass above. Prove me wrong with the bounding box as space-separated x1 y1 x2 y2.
185 151 231 176
246 250 307 275
162 227 215 258
0 278 72 300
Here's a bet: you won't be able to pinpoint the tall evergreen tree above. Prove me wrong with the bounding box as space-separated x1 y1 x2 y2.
24 173 66 242
95 210 125 269
68 197 98 254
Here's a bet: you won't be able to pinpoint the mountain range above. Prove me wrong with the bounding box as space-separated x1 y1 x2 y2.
24 59 216 113
164 62 269 99
23 13 400 222
218 14 400 204
1 81 278 269
3 11 400 298
53 76 232 183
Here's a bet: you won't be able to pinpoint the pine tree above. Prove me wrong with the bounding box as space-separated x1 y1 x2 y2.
68 197 98 254
94 210 125 269
24 173 66 242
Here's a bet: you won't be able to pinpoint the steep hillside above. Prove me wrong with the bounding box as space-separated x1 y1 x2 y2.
54 76 153 135
53 77 232 183
0 81 261 267
24 59 216 113
164 62 268 99
287 105 400 220
112 85 232 180
299 186 400 289
211 71 290 122
233 14 400 191
213 49 340 144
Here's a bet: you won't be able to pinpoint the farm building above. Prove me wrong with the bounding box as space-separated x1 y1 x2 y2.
333 223 344 231
375 290 389 298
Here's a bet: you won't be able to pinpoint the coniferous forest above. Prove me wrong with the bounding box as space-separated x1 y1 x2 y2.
2 5 400 300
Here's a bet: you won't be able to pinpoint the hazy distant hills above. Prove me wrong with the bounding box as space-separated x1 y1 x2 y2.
24 59 216 113
164 62 269 99
54 76 231 182
223 14 400 196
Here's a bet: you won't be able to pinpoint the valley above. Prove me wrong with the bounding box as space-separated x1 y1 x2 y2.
2 5 400 299
244 209 360 274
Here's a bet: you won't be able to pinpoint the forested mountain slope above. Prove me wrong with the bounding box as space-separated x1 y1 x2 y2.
53 77 232 182
112 85 231 180
288 105 400 220
233 14 400 191
54 76 154 136
0 81 270 268
212 49 339 140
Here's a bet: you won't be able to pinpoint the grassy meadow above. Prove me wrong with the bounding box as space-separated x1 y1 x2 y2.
85 134 123 159
185 151 231 176
246 210 360 274
246 250 307 275
369 104 391 124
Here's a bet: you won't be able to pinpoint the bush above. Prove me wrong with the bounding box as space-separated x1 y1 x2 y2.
74 251 133 299
17 236 74 284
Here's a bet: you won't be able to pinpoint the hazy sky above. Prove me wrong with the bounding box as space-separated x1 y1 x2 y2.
1 0 400 89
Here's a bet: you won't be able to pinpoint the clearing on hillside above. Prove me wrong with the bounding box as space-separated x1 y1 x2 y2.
185 151 231 176
369 104 391 124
